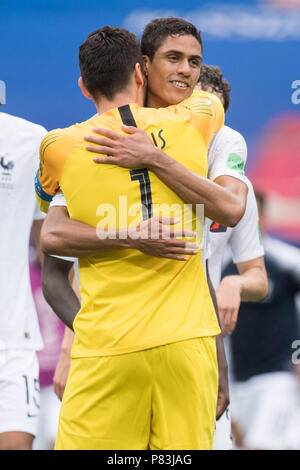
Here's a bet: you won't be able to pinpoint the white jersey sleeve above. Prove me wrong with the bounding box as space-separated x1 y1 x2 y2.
208 125 247 183
229 179 265 264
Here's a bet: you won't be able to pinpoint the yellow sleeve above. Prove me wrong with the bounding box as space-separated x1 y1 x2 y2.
35 128 78 213
180 90 225 143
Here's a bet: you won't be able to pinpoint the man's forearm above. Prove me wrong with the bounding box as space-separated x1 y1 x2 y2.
148 147 246 227
60 326 75 354
43 274 80 330
41 207 199 260
41 212 131 257
221 264 268 303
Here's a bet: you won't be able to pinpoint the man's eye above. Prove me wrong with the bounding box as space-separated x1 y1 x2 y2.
168 56 178 61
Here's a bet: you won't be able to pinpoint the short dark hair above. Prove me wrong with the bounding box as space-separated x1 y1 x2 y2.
141 17 203 62
79 26 143 100
198 65 231 112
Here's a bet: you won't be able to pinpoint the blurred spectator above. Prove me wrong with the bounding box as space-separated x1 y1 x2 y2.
223 190 300 450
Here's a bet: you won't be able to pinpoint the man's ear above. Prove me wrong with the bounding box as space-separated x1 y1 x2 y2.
133 63 145 88
142 55 150 77
78 77 93 100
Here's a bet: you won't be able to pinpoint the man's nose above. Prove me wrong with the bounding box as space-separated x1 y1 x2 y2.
177 59 191 76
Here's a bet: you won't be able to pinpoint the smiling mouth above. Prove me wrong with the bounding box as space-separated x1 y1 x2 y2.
169 80 189 90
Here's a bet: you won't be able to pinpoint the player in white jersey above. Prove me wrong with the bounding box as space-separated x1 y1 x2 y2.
0 111 47 449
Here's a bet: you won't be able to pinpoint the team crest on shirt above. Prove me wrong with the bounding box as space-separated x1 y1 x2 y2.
210 221 227 232
0 154 14 190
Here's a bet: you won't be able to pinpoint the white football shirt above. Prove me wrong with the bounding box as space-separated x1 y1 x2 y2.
0 112 47 350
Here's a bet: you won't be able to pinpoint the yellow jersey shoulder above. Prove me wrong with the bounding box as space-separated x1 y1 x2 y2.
180 90 225 134
36 120 94 212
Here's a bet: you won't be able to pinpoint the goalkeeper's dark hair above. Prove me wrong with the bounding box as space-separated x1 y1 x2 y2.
198 65 231 112
141 17 203 62
79 26 143 100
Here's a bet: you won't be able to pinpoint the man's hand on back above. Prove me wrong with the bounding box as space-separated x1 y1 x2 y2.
96 216 200 261
85 125 157 168
129 216 199 261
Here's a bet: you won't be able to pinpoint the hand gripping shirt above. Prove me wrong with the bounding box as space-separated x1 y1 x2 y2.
35 91 224 357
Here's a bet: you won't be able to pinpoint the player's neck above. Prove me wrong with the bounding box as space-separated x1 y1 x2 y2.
94 88 144 115
146 91 169 109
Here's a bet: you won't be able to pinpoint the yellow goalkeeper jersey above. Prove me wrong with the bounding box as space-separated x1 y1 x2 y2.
36 91 223 357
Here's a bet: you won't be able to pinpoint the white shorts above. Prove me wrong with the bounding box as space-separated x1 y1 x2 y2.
213 406 232 450
0 349 40 436
230 371 300 450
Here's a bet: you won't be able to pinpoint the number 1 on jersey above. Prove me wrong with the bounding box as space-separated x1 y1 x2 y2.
130 168 153 220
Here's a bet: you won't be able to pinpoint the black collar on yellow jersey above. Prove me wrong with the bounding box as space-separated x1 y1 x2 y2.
118 104 137 127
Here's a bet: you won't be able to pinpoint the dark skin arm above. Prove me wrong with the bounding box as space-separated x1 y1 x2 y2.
53 269 79 401
42 254 80 331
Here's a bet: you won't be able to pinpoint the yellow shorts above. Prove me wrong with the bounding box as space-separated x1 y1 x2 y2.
55 337 218 450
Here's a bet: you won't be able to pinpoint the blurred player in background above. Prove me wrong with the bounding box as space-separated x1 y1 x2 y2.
0 107 46 450
224 190 300 450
